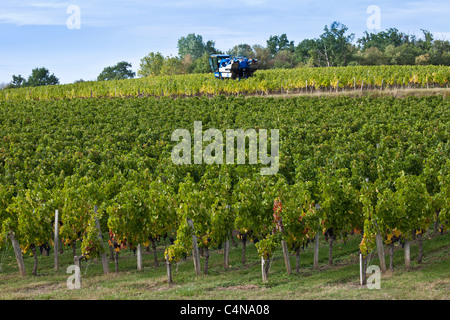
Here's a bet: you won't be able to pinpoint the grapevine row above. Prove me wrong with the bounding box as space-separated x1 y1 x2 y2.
0 95 449 282
0 65 448 101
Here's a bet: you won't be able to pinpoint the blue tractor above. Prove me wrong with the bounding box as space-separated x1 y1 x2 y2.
209 54 258 80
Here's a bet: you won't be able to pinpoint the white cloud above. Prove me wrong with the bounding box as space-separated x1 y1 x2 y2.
0 1 70 26
29 2 70 9
0 11 64 26
432 32 450 40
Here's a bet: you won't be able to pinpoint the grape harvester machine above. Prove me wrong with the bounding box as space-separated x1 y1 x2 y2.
209 54 258 80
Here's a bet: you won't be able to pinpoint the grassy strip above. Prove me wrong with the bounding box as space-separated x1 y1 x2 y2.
0 231 448 300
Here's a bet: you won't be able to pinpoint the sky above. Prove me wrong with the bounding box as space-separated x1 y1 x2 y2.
0 0 449 84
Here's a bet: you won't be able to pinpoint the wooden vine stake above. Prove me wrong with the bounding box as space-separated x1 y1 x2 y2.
223 239 230 270
281 239 291 275
165 254 173 285
73 255 83 287
261 258 270 282
187 218 201 276
359 254 366 285
9 229 26 277
274 202 291 275
137 244 143 272
94 205 109 274
376 233 386 273
313 227 320 270
54 209 59 271
404 239 411 270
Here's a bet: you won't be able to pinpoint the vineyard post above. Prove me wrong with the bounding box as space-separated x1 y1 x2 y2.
376 232 386 273
277 215 291 275
54 209 59 271
314 224 320 270
417 232 423 263
165 254 173 284
187 218 201 276
224 239 230 270
404 239 411 270
9 229 26 277
359 254 367 285
281 239 291 275
74 255 83 286
137 244 143 272
94 205 109 274
261 257 269 282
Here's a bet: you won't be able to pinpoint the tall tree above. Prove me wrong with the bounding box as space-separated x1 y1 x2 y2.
189 52 213 74
160 56 185 76
138 52 165 77
97 61 135 81
227 44 255 58
357 28 408 52
294 39 318 66
7 75 27 89
429 40 450 65
177 33 218 61
315 22 355 67
26 67 59 87
266 34 294 57
252 44 271 69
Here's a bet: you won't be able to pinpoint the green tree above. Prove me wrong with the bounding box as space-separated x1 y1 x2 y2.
252 44 272 69
429 40 450 65
227 44 255 58
160 56 185 76
7 69 59 89
357 28 408 52
294 39 318 66
97 61 135 81
7 75 27 88
266 34 294 57
138 52 165 77
26 67 59 87
273 49 295 69
177 33 218 61
355 47 386 65
189 52 213 74
384 44 419 65
315 22 355 67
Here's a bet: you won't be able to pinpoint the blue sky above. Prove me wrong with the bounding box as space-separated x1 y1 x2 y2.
1 0 449 84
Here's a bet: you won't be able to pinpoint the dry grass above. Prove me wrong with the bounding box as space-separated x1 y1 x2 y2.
245 87 450 99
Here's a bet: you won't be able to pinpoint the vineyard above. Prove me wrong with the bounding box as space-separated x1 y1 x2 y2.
0 65 449 101
0 85 449 294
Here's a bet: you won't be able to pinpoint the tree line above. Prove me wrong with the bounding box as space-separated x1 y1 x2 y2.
137 21 450 77
2 21 449 88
